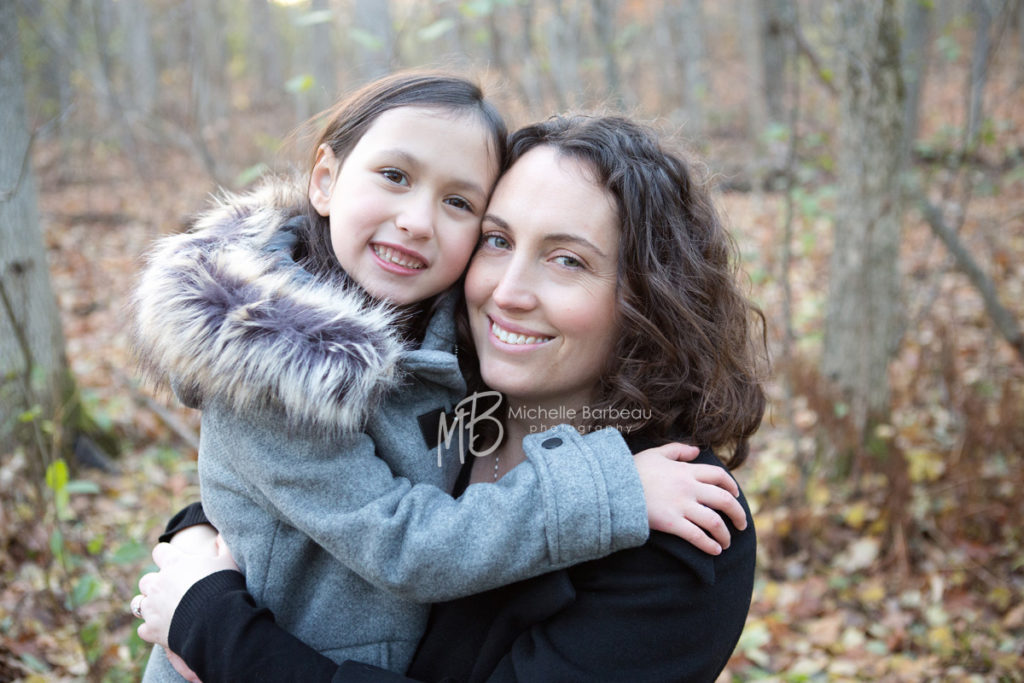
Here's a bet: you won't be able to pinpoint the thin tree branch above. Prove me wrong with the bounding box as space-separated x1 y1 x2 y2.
919 198 1024 364
793 24 839 97
0 134 35 204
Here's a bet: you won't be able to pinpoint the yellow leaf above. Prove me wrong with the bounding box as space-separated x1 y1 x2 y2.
907 448 946 482
843 502 870 529
927 625 955 656
858 578 886 604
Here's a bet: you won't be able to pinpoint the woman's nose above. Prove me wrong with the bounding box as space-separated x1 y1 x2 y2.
490 260 537 311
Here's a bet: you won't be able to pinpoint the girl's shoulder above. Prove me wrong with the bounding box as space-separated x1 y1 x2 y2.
132 176 408 434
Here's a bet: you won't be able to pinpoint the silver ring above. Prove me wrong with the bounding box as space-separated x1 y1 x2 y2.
130 594 145 619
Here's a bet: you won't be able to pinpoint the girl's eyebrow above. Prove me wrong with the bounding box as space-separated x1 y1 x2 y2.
481 213 608 259
380 148 487 198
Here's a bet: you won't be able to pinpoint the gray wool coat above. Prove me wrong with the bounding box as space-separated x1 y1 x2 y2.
132 178 649 680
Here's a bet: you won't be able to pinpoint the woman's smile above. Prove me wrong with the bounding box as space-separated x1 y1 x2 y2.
487 316 554 347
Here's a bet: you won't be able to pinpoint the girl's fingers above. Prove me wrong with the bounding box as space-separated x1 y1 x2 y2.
697 485 747 530
690 464 739 497
672 518 723 556
685 504 732 549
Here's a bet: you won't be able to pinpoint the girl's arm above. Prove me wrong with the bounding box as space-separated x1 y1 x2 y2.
139 453 753 683
206 402 744 602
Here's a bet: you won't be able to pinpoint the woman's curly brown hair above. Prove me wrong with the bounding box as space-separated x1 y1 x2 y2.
467 115 769 469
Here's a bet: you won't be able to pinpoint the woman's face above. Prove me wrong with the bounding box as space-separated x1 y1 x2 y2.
464 146 620 413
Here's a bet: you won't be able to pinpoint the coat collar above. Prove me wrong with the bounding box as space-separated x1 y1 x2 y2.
131 176 408 434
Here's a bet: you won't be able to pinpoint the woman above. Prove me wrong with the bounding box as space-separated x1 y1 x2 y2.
139 115 767 682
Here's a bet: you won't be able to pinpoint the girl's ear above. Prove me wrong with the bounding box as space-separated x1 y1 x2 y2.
308 144 337 216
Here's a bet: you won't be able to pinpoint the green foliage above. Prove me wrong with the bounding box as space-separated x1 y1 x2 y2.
294 9 334 27
286 74 315 94
236 162 271 188
349 27 384 51
418 19 456 43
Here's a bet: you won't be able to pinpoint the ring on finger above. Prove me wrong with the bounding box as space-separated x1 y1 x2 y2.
130 594 145 619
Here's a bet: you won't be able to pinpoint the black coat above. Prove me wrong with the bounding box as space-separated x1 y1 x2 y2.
168 450 755 683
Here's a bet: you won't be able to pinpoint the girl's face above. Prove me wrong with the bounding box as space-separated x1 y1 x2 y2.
465 146 621 414
309 106 499 306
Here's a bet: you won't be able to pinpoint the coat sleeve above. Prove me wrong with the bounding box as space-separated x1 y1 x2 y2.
485 524 756 682
203 402 649 603
168 570 411 683
158 502 210 543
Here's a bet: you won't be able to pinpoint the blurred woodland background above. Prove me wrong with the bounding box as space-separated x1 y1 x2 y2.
1 0 1023 680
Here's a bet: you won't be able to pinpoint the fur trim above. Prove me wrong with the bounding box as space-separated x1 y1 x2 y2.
131 176 406 433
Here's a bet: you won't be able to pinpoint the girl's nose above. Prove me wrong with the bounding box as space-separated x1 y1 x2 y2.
395 194 435 239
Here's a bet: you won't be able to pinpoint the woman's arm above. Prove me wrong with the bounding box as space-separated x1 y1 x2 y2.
473 495 757 682
138 544 407 683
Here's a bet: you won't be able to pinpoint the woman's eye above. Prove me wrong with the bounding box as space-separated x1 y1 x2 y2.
445 196 473 212
553 254 584 269
381 169 407 185
482 234 511 250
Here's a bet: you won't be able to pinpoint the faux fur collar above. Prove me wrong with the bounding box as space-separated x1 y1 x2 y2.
131 177 406 433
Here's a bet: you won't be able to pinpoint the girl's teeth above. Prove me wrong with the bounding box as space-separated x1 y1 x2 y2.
491 321 550 345
374 246 424 269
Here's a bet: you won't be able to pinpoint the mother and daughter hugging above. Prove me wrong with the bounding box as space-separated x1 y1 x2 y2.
128 70 768 683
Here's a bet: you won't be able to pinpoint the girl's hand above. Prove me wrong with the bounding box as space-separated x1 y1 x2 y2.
136 536 240 650
634 443 747 556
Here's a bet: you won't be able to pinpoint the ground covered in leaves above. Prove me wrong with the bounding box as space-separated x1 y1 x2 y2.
3 90 1024 683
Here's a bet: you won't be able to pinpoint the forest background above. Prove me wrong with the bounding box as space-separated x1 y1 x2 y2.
1 0 1022 681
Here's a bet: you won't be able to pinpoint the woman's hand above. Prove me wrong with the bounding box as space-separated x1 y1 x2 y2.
136 536 240 650
634 443 747 556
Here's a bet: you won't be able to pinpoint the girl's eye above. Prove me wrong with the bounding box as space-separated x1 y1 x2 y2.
553 254 584 269
444 196 473 212
482 234 511 250
381 168 408 185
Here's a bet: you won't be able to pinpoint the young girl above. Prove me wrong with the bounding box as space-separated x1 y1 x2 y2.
131 72 747 681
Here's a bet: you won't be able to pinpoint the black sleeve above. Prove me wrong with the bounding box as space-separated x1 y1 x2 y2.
158 502 213 543
487 531 755 682
168 570 420 683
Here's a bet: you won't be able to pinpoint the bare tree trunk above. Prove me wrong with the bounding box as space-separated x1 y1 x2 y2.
353 0 393 81
117 0 158 121
1017 0 1024 86
823 0 905 450
675 0 709 140
739 2 767 188
546 0 583 110
309 0 337 107
189 0 229 135
592 0 626 109
517 0 545 113
760 0 795 126
965 0 993 148
901 0 933 166
249 0 286 107
0 1 71 476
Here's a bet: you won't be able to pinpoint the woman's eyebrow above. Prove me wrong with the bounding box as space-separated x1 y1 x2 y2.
544 233 607 258
481 214 608 259
482 213 509 229
381 149 486 197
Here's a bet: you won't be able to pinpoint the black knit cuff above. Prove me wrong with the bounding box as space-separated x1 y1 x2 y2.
168 569 248 653
159 502 211 543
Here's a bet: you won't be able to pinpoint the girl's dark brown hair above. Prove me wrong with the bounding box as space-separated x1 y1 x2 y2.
291 71 508 282
464 115 768 469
